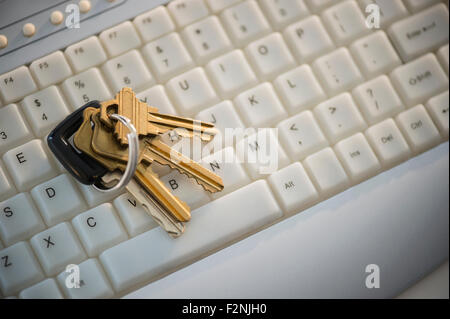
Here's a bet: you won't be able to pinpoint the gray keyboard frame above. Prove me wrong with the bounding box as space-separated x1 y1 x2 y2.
0 0 170 75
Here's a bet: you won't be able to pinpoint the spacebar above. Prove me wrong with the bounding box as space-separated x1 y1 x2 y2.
100 180 282 292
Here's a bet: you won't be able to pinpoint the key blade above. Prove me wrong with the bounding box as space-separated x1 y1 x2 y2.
126 178 185 238
100 172 185 238
142 138 224 193
147 113 218 142
135 165 191 222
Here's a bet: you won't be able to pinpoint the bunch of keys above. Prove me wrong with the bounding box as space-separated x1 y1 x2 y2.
48 88 224 237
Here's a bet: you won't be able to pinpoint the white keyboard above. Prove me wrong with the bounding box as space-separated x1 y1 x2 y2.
0 0 448 299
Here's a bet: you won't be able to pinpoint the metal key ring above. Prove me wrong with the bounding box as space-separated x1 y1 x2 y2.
93 113 139 193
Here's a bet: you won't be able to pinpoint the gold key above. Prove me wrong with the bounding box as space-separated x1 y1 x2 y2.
73 107 186 236
141 138 224 193
89 111 192 222
100 87 218 144
99 170 185 237
90 120 225 194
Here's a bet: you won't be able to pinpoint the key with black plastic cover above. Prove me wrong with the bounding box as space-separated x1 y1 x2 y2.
47 100 107 185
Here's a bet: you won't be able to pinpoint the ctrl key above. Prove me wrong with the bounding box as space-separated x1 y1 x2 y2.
396 104 442 154
0 241 45 296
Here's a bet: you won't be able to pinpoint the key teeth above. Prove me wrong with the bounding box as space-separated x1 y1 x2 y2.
158 162 224 193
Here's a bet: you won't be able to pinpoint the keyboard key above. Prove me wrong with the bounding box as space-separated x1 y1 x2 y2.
99 21 141 57
65 36 108 73
314 93 367 144
358 0 408 28
166 67 219 116
41 136 66 174
259 0 310 30
30 222 86 276
167 0 210 28
0 161 15 201
206 49 258 99
220 0 271 47
0 193 45 246
182 16 232 65
136 85 177 115
142 33 195 83
437 44 449 75
277 110 329 161
133 6 175 43
245 32 296 81
388 4 449 62
268 162 318 214
352 75 404 125
283 15 335 64
425 90 449 138
30 174 86 227
396 104 442 153
76 182 124 208
3 139 56 192
365 118 411 167
403 0 440 13
303 147 350 197
102 50 154 93
236 129 290 179
196 100 244 132
350 31 402 79
113 193 157 237
201 147 251 198
321 0 369 46
100 180 282 292
72 203 128 257
160 170 211 208
313 47 364 97
62 68 111 110
0 66 37 104
29 51 72 88
206 0 240 13
0 242 44 296
304 0 336 13
234 82 287 127
334 133 381 183
57 258 114 299
390 53 449 107
274 65 326 114
19 278 63 299
0 104 33 155
22 86 70 137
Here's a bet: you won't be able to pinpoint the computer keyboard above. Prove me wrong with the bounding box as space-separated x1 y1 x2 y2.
0 0 448 298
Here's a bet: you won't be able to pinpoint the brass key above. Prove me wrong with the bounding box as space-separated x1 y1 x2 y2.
89 111 192 222
100 87 218 144
141 138 224 193
90 120 225 194
73 107 186 236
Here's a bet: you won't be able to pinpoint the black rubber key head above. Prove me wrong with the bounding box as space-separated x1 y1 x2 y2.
47 100 107 185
